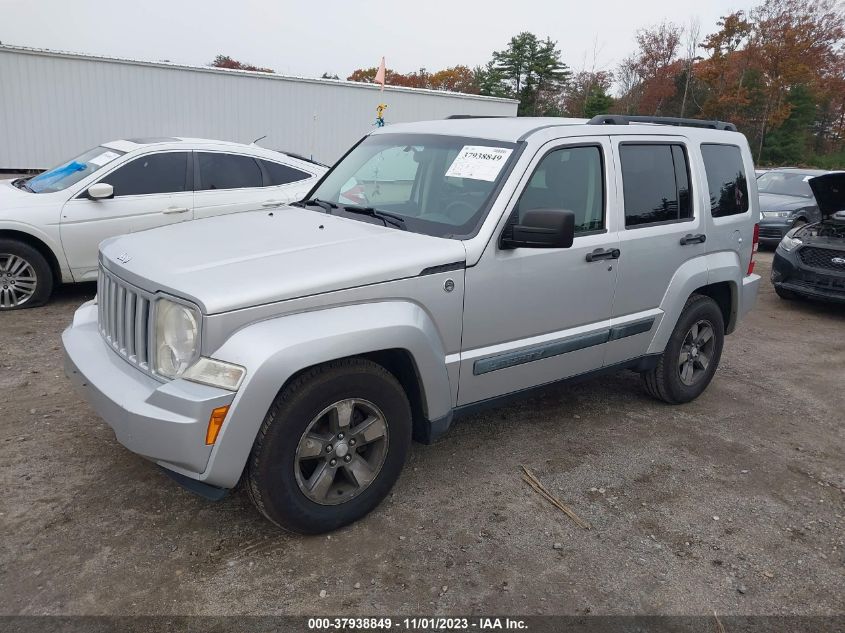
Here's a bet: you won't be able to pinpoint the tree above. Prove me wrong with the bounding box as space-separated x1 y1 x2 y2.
617 22 684 115
492 32 571 115
210 55 274 73
584 87 615 118
428 66 479 94
473 62 510 98
563 70 614 117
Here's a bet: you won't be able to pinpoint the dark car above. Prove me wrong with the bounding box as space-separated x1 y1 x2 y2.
757 168 833 247
772 172 845 303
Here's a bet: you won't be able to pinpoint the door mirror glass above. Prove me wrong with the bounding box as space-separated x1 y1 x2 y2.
502 208 575 249
87 182 114 200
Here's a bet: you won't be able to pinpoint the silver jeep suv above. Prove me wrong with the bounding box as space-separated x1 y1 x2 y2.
63 115 761 533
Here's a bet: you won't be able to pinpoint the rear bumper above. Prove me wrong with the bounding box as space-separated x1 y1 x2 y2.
62 302 235 478
739 273 761 322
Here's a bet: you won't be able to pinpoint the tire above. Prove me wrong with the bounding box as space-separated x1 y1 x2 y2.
246 358 412 534
0 239 53 310
642 294 725 404
774 285 799 301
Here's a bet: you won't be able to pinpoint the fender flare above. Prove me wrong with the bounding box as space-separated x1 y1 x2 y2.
647 252 740 354
0 220 71 282
199 301 453 488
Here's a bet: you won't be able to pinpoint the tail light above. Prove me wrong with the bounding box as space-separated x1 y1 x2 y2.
747 223 759 275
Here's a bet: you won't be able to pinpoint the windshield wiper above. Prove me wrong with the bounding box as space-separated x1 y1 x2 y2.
11 178 35 193
294 198 338 214
340 205 407 230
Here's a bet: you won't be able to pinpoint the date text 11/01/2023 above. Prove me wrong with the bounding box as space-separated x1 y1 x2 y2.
307 617 528 630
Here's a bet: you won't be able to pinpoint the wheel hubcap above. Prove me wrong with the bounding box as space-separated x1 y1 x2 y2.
294 398 389 505
0 254 37 308
678 319 715 386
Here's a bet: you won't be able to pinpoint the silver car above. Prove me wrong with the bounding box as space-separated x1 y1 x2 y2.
63 116 761 533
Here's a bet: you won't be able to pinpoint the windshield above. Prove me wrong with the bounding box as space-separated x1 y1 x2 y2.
21 146 125 194
756 171 815 198
305 133 520 238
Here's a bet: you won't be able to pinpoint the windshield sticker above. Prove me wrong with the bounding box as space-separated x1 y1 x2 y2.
445 146 513 182
88 151 121 167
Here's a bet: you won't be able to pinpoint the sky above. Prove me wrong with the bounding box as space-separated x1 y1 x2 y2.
0 0 749 80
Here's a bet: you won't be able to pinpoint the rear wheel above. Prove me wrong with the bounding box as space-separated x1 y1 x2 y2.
642 294 725 404
0 239 53 310
246 358 412 533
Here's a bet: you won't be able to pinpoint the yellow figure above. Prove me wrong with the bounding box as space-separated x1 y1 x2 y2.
375 103 388 127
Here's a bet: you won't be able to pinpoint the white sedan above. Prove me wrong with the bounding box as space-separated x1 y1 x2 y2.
0 137 326 309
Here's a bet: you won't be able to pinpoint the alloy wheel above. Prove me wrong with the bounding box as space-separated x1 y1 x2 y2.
678 319 715 386
294 398 389 505
0 254 37 308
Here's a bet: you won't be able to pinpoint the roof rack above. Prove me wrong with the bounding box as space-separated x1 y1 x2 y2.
587 115 738 132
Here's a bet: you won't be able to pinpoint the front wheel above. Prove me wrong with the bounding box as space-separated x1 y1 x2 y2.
246 358 412 533
0 239 53 310
642 294 725 404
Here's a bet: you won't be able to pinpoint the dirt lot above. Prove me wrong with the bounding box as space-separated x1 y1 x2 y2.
1 251 843 616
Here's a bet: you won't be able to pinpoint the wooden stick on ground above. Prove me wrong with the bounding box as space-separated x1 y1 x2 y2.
521 465 591 530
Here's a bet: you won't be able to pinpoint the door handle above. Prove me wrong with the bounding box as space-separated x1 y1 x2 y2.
585 248 621 262
163 206 189 215
680 233 707 245
261 200 283 208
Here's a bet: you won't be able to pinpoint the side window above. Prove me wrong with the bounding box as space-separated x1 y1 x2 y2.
701 144 749 217
620 144 692 227
197 153 262 190
260 160 312 186
516 145 604 233
100 152 189 197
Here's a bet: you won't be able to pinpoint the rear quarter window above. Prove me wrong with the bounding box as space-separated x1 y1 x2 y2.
701 144 749 217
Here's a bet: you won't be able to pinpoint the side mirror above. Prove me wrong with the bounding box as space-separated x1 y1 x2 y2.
501 209 575 249
87 183 114 200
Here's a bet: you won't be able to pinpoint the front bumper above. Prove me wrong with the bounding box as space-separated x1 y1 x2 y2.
772 246 845 303
62 302 235 478
758 219 793 244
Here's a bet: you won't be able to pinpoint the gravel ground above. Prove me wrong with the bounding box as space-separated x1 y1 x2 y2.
1 251 843 616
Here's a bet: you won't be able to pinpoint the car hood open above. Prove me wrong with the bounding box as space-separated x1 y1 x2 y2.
809 173 845 218
100 206 466 314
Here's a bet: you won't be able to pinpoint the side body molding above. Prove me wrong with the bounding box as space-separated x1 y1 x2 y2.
198 301 453 488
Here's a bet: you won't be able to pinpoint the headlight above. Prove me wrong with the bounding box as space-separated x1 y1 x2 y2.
154 298 200 379
779 232 803 252
183 357 245 391
762 211 790 218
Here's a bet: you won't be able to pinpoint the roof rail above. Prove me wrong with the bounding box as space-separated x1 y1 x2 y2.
587 114 738 132
445 114 509 119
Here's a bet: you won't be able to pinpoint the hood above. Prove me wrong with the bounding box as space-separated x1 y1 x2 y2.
808 173 845 218
758 191 813 212
100 207 467 314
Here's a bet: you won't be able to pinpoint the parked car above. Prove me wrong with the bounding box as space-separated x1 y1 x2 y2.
63 116 761 533
756 168 837 247
0 138 326 309
771 172 845 303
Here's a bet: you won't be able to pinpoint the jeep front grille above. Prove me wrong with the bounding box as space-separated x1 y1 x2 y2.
98 267 152 371
798 246 845 273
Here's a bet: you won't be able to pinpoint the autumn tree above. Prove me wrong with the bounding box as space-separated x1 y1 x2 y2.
210 55 274 73
563 70 614 117
617 22 684 115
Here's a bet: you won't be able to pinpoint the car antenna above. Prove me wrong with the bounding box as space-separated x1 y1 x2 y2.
251 135 267 146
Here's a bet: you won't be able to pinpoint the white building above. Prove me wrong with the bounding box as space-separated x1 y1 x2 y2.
0 45 518 170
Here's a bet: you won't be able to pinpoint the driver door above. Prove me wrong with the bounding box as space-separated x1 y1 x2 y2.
60 151 194 281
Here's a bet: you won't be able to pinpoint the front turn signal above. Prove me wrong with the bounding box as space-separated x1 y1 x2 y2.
205 405 230 445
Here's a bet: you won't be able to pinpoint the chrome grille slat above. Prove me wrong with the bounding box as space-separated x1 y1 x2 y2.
97 265 153 374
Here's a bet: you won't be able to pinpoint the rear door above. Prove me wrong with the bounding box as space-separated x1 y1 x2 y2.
604 137 705 365
60 150 193 281
192 151 267 219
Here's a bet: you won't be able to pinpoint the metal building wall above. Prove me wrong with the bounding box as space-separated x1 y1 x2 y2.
0 46 518 170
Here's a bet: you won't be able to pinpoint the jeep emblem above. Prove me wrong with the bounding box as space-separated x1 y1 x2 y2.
116 253 132 263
